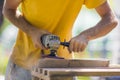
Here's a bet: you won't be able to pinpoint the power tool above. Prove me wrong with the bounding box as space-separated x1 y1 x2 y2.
41 34 69 58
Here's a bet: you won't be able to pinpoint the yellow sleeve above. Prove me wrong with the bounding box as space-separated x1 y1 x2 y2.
84 0 107 9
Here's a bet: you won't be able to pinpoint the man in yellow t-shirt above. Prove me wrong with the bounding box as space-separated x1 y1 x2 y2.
3 0 118 80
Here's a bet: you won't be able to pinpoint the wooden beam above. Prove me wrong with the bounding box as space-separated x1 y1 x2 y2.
43 67 120 76
31 68 73 80
37 58 109 68
31 67 120 80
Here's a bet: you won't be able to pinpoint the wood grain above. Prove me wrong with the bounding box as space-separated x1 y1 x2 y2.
37 58 109 68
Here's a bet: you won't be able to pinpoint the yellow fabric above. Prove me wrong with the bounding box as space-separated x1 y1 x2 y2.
11 0 106 69
84 0 106 9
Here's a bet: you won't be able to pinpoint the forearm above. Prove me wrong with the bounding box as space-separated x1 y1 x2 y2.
80 14 118 41
3 8 37 36
3 8 51 48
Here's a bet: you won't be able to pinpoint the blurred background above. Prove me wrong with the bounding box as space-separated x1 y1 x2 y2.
0 0 120 80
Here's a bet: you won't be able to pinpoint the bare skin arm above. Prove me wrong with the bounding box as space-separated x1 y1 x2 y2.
69 1 118 53
3 0 49 49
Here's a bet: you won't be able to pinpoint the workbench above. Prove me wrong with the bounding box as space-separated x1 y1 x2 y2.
31 58 120 80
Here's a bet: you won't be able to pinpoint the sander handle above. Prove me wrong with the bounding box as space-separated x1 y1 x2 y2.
60 42 70 47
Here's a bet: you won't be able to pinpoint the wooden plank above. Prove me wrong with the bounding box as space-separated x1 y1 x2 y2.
31 69 73 80
31 67 120 80
37 58 109 68
45 76 73 80
41 67 120 76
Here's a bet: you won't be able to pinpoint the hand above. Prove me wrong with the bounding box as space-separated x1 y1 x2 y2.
68 34 89 53
30 27 51 49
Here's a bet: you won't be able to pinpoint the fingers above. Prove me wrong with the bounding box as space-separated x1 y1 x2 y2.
34 34 48 49
68 39 87 53
34 38 46 49
31 28 51 49
38 39 46 49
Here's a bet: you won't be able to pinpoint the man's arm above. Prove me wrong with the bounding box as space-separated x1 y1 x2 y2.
84 1 118 40
69 1 118 53
3 0 49 48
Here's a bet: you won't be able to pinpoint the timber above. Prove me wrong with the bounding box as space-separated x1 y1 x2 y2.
31 58 120 80
37 58 109 68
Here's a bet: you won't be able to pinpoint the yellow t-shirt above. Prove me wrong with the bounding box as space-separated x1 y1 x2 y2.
11 0 106 69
